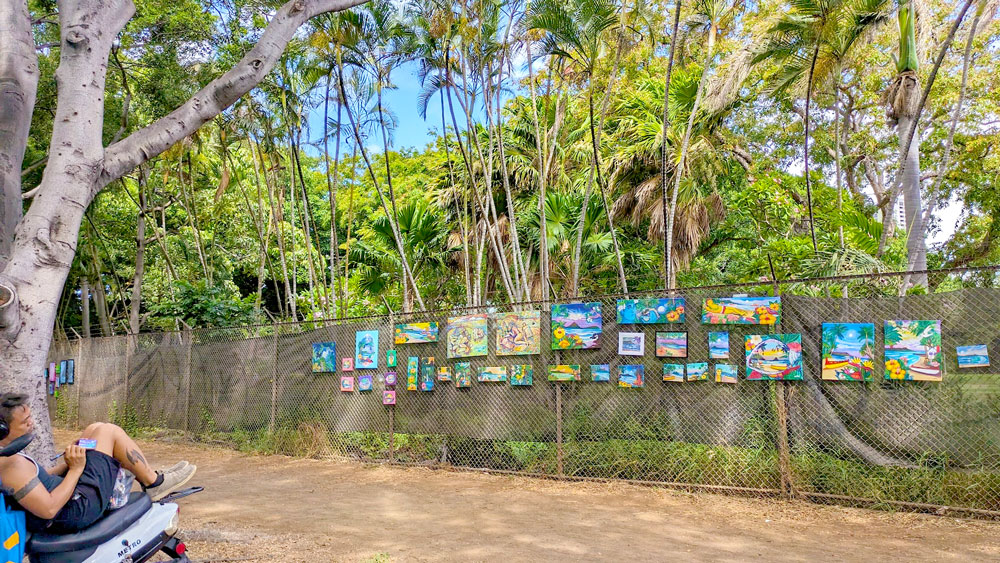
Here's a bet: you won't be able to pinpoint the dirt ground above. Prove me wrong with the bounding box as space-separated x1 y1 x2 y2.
54 431 1000 562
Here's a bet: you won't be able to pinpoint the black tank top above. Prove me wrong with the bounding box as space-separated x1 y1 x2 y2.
8 453 66 532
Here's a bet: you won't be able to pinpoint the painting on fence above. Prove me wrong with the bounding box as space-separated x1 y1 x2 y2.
662 364 685 382
618 365 644 388
510 365 533 386
311 342 337 373
885 320 943 381
548 364 581 381
358 375 373 392
616 298 685 324
745 334 803 380
384 372 397 386
686 362 709 382
618 332 645 356
551 302 602 350
821 323 876 381
715 364 737 384
496 311 541 356
437 366 453 382
455 362 473 388
446 314 489 358
66 359 75 384
382 390 396 405
341 357 354 372
340 376 355 392
478 366 507 382
420 357 436 391
709 332 729 359
702 296 780 325
406 357 419 391
386 350 397 368
355 330 379 369
59 360 67 384
957 345 989 368
591 364 610 382
394 322 439 344
655 332 687 358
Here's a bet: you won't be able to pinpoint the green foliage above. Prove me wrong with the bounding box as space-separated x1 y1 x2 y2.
150 280 257 329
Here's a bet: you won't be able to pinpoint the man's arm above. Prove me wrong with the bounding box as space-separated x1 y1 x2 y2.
0 446 86 520
48 457 68 477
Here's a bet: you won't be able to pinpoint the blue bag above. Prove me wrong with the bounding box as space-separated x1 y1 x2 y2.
0 493 25 562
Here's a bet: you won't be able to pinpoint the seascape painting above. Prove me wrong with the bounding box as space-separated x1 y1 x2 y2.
551 302 602 350
957 345 989 368
702 296 780 325
821 323 876 381
618 365 644 388
709 332 729 359
745 334 803 381
662 364 685 382
591 364 610 382
478 366 507 382
715 364 737 384
394 322 439 344
884 320 942 381
655 332 687 358
547 364 582 382
618 332 645 356
686 362 709 382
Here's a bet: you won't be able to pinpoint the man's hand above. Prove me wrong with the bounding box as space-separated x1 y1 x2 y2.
64 445 87 471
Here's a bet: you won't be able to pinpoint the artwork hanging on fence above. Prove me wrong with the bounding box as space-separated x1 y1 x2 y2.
618 365 644 387
655 332 687 358
551 302 602 350
591 364 610 382
702 296 780 325
548 364 581 381
478 366 507 382
446 314 489 358
58 360 67 384
821 323 876 381
455 362 473 388
709 332 729 359
66 359 74 384
745 334 803 381
311 342 337 373
510 365 533 386
340 376 355 392
48 362 56 382
496 311 541 356
386 350 397 368
355 330 379 369
420 357 436 391
662 364 685 382
358 375 373 392
394 322 439 344
48 381 54 396
957 345 989 368
686 362 709 381
618 332 645 356
437 366 453 382
406 357 419 391
715 364 737 384
616 298 685 324
383 390 396 405
341 358 354 372
885 320 943 381
384 372 397 387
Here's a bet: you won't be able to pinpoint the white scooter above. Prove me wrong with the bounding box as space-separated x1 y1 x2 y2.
1 434 202 563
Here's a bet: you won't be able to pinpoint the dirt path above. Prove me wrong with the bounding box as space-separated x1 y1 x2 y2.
55 431 1000 562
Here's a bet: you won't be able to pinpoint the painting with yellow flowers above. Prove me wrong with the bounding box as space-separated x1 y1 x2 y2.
550 302 602 350
884 320 942 381
821 323 875 381
616 298 685 324
702 296 780 325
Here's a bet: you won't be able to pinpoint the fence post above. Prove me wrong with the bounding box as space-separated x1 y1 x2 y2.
75 334 83 429
767 254 795 498
181 324 193 432
555 383 564 477
269 323 278 434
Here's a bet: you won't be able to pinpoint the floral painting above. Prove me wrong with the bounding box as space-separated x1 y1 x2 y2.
393 322 439 344
616 298 685 324
437 366 453 382
745 334 803 381
655 332 687 358
478 366 507 382
821 323 876 381
406 356 419 391
455 362 472 388
957 345 989 368
884 320 942 381
547 364 581 381
686 362 709 382
591 364 610 382
662 364 685 382
311 342 337 373
355 330 379 369
618 365 644 388
702 296 781 325
496 311 541 355
510 365 533 386
715 364 737 384
446 314 489 358
709 332 729 359
551 302 602 350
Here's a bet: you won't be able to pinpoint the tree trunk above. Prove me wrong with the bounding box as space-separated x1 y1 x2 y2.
81 278 91 337
129 167 148 334
323 69 344 318
659 0 682 291
525 37 549 303
802 41 820 253
898 112 927 287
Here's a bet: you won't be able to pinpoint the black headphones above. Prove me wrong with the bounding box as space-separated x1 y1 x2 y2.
0 419 8 441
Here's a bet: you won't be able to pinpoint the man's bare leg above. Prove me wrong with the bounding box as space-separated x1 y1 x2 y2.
80 422 158 486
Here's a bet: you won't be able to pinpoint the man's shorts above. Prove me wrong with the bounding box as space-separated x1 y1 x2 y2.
49 450 122 533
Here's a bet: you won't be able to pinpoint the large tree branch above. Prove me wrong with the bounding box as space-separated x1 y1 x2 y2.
101 0 369 186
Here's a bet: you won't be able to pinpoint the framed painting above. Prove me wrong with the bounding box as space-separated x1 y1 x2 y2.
394 322 439 344
355 330 379 369
616 298 685 324
745 334 803 381
821 323 876 381
551 302 602 350
702 296 780 325
884 320 942 381
446 314 488 358
618 332 645 356
618 365 644 388
496 311 541 356
655 332 687 358
311 342 337 373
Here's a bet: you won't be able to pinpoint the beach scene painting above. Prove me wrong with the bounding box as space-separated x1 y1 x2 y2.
655 332 687 358
548 364 582 381
957 345 989 368
455 362 472 388
591 364 610 382
478 366 507 383
394 322 439 344
437 366 453 382
618 365 644 388
702 296 780 325
686 362 709 381
885 320 942 381
496 311 541 356
355 330 379 369
446 314 489 358
745 334 803 380
715 364 738 384
551 302 602 350
663 364 685 382
510 365 534 386
311 342 337 373
406 357 419 391
619 332 645 356
709 332 729 359
821 323 876 381
616 298 685 324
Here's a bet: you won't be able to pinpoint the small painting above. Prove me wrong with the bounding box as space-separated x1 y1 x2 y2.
455 362 473 388
745 334 803 381
437 366 453 382
821 323 876 381
510 365 533 386
957 345 989 368
496 311 542 356
702 296 781 325
420 357 436 391
48 362 56 382
591 364 610 382
386 350 397 368
885 320 943 381
355 330 379 369
341 357 354 372
709 332 729 359
340 376 355 392
655 332 687 358
384 372 397 387
394 322 440 344
618 332 645 356
311 342 337 373
618 365 644 388
358 375 373 392
551 302 602 350
48 381 54 396
548 364 581 382
662 363 685 382
58 360 67 384
406 357 419 391
478 366 507 382
446 314 489 358
715 364 737 384
382 390 396 405
686 362 709 382
66 359 75 384
616 298 685 324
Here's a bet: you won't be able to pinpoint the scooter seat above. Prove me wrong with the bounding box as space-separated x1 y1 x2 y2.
27 492 152 554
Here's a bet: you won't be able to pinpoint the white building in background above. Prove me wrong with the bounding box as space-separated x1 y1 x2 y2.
895 199 907 230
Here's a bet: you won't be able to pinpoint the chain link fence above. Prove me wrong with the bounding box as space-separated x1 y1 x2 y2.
46 268 1000 516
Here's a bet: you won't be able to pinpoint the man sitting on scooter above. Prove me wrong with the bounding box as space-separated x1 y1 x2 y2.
0 393 197 533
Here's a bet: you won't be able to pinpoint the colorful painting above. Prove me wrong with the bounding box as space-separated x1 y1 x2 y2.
821 323 876 381
591 364 610 382
58 360 67 384
478 366 507 382
66 359 74 384
618 332 645 356
311 342 337 373
382 390 396 405
957 345 989 368
686 362 709 382
715 364 737 384
616 298 685 324
446 314 488 358
885 320 943 381
340 376 355 392
709 332 729 359
406 357 419 391
618 365 644 388
510 365 533 386
48 362 56 382
394 322 439 344
358 375 373 392
455 362 473 388
551 302 602 350
745 334 803 381
386 350 397 368
662 364 685 382
47 381 54 396
384 372 397 387
702 296 781 325
355 330 379 369
496 311 541 356
548 364 582 381
420 357 436 391
655 332 687 358
341 357 354 372
437 366 453 382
